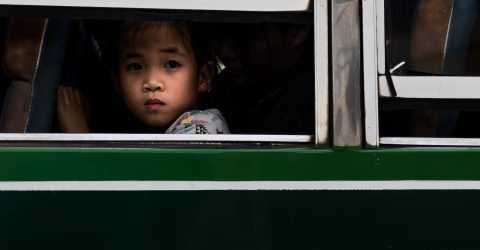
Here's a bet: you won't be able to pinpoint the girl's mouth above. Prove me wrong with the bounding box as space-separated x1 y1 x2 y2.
145 98 165 111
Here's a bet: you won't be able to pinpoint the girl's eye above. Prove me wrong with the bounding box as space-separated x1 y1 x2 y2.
126 63 142 72
164 60 180 69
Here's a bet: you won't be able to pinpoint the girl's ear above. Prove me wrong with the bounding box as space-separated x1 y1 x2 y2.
197 61 215 93
110 70 122 96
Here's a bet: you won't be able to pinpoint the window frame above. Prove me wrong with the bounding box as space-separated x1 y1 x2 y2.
0 0 329 147
0 0 311 12
362 0 480 148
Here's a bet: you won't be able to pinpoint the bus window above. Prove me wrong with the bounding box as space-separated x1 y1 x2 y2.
385 0 480 77
363 0 480 147
0 0 328 147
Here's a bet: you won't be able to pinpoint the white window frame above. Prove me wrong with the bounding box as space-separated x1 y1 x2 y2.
0 0 311 12
0 0 329 146
363 0 480 147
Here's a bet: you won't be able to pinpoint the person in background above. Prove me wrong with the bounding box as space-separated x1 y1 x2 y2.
206 22 314 135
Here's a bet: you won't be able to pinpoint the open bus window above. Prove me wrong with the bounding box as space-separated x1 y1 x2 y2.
0 1 327 146
363 0 480 146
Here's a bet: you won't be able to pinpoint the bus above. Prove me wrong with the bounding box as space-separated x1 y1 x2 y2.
0 0 479 249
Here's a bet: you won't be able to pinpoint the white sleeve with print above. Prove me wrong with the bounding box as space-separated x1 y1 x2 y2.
165 109 230 134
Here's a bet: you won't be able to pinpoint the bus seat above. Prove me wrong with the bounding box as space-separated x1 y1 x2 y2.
0 18 46 132
0 18 70 132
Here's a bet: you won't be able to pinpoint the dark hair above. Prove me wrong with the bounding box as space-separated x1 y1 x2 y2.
108 20 216 74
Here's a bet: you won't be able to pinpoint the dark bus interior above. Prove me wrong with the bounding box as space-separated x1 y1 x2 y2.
0 6 315 135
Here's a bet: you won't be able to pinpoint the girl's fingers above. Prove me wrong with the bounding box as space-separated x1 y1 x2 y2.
56 86 91 133
60 86 70 106
67 86 75 104
59 86 85 106
73 88 83 104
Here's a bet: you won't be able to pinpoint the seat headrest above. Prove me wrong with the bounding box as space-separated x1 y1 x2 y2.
3 18 46 82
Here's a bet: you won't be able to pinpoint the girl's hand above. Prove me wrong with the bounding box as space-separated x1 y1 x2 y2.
57 86 91 133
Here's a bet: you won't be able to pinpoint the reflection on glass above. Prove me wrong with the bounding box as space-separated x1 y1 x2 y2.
385 0 480 76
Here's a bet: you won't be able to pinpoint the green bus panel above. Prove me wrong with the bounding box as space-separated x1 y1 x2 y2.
1 148 480 249
0 191 479 249
0 148 479 181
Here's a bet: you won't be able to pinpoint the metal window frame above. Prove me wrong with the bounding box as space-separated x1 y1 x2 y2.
362 0 380 148
0 134 314 143
381 137 480 147
315 0 329 145
0 0 329 146
363 0 480 147
0 0 311 12
379 76 480 99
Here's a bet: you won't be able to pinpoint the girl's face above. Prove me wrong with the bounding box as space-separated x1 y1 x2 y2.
114 25 210 131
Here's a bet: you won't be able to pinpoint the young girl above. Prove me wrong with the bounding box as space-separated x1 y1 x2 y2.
57 21 229 134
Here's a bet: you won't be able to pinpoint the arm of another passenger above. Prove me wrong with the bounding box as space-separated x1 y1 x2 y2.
57 86 91 133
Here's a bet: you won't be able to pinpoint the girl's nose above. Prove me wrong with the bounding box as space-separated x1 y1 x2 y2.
142 71 164 92
143 82 163 92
